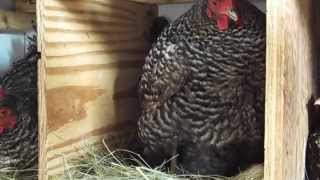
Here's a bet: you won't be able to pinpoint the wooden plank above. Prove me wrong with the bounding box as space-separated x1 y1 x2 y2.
264 0 317 179
128 0 193 4
0 10 35 31
38 59 48 180
37 0 43 52
40 0 157 177
15 0 36 13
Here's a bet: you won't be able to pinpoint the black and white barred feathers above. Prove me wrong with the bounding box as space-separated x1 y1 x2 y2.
306 100 320 180
138 0 265 176
0 35 39 171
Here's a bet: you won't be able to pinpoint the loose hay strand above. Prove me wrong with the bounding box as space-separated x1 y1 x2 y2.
52 140 263 180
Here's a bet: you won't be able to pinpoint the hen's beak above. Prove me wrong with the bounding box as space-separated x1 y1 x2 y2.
227 9 238 22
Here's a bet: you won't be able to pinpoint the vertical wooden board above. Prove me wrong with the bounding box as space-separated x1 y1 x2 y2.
37 0 43 52
38 60 47 180
40 0 157 176
265 0 317 180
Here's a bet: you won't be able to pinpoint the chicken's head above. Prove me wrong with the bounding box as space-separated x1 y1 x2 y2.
206 0 241 31
0 87 17 135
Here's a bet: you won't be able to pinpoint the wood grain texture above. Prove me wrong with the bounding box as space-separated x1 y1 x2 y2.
39 0 157 177
38 60 48 180
37 0 43 52
264 0 317 179
0 10 35 31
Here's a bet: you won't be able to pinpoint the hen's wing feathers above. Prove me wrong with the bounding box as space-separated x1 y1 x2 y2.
139 41 192 112
2 60 37 92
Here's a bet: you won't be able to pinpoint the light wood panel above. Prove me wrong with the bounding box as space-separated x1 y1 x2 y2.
38 60 47 180
37 0 44 52
265 0 318 179
39 0 157 177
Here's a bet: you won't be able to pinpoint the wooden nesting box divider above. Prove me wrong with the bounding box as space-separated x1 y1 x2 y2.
38 0 157 177
37 0 319 179
38 58 47 180
265 0 318 179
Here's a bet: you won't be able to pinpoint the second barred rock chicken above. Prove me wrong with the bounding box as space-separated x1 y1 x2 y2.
0 35 39 170
307 130 320 180
138 0 265 176
306 99 320 180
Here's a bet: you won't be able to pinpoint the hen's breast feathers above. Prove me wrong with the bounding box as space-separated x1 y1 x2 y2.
1 50 38 103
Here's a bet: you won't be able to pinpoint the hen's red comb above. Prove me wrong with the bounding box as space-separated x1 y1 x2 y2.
0 87 5 99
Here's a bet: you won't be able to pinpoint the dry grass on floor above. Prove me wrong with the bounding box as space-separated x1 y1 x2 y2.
50 140 264 180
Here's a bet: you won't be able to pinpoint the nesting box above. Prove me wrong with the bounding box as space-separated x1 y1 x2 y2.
37 0 319 179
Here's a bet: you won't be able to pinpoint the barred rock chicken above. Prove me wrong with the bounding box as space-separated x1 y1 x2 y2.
306 99 320 180
307 131 320 180
138 0 265 176
0 35 39 171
